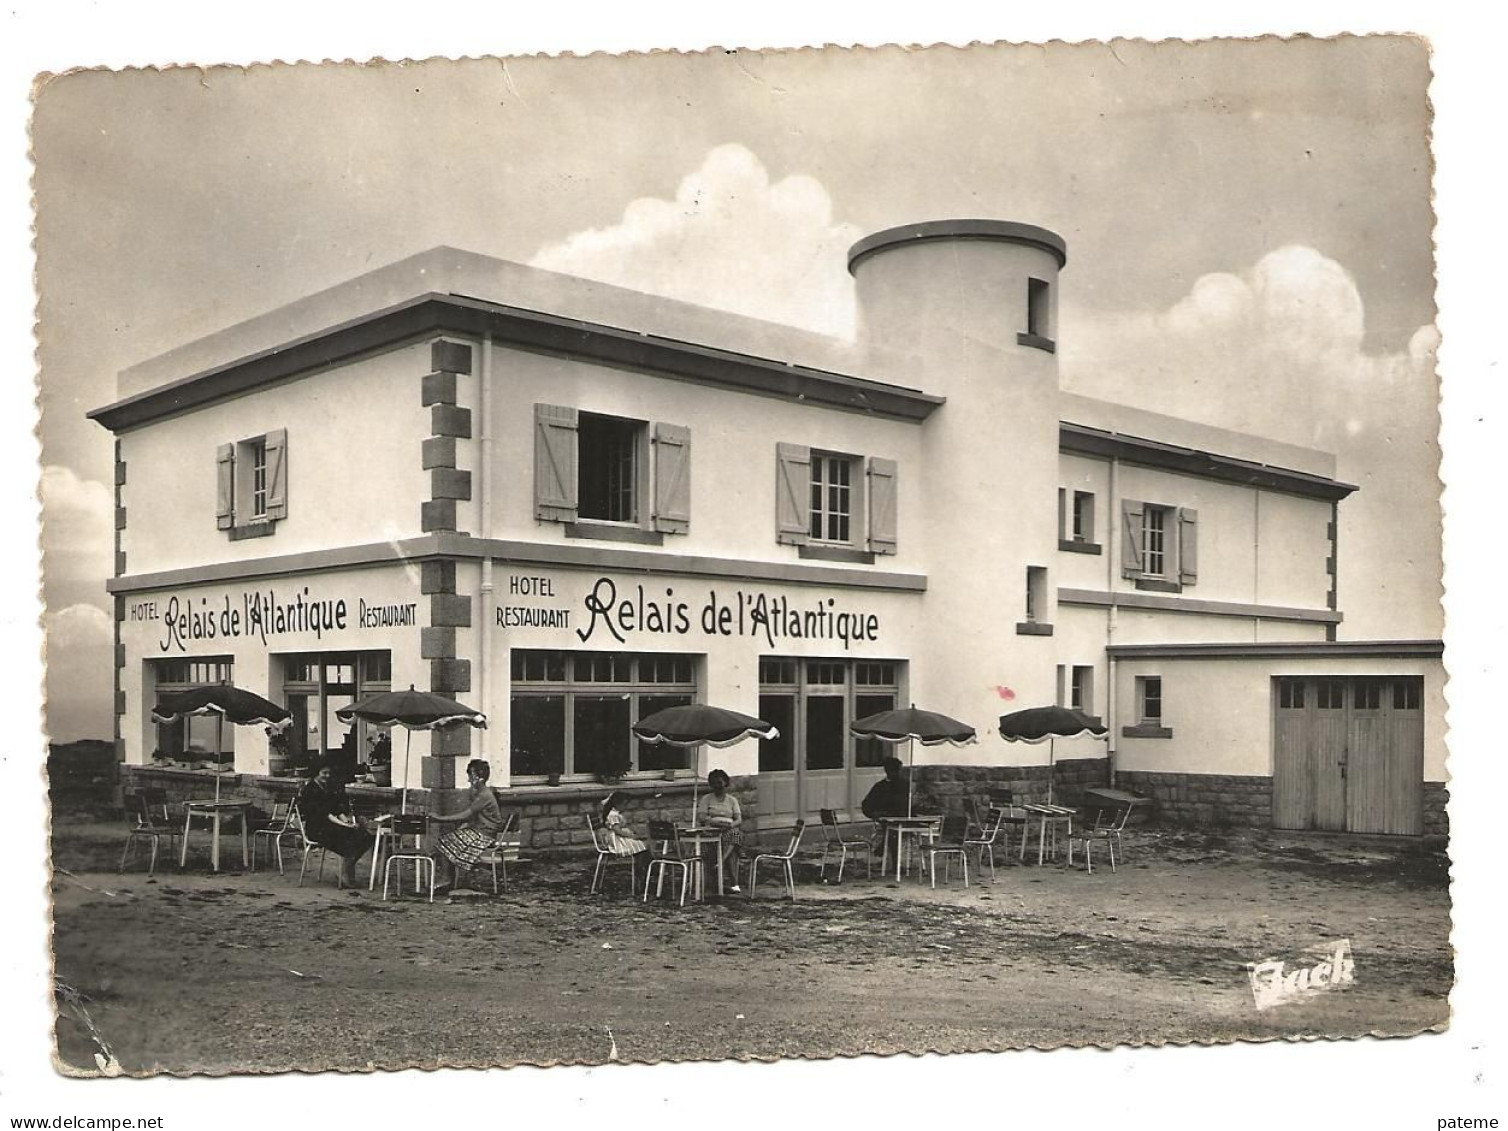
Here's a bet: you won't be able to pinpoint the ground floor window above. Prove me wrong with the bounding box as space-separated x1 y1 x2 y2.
151 658 234 764
509 650 697 779
278 650 391 776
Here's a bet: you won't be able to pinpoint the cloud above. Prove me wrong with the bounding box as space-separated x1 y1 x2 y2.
43 603 114 744
40 464 114 605
1060 247 1440 639
531 144 861 339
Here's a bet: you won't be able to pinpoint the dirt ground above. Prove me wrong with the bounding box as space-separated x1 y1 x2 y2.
48 806 1452 1075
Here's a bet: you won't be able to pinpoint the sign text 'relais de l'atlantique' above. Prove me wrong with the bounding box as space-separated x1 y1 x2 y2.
567 577 880 649
149 588 416 653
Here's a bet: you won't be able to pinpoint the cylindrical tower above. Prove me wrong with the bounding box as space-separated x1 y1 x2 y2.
848 220 1067 733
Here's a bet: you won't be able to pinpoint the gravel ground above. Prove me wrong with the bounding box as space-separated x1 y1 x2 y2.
49 810 1452 1075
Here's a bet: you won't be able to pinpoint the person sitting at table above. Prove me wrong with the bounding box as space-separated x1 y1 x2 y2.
697 769 744 894
430 758 505 891
295 756 375 889
861 756 910 820
598 790 651 875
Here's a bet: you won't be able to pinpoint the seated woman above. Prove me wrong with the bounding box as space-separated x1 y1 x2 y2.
697 769 744 894
295 756 375 888
599 790 651 875
430 759 505 891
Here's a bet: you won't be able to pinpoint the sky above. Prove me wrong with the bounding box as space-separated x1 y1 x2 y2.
6 5 1506 1127
30 36 1442 743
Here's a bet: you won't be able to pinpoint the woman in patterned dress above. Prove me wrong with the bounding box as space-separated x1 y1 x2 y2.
431 759 504 890
697 769 745 894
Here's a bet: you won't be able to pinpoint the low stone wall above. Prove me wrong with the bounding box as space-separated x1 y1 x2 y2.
911 757 1109 814
1423 781 1449 837
1113 770 1272 828
120 765 759 856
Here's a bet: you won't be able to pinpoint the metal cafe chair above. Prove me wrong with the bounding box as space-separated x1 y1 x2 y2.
466 811 522 895
1067 804 1135 874
987 787 1030 860
643 819 702 907
587 811 638 896
294 807 341 889
119 791 183 876
250 800 299 874
748 819 807 901
920 814 970 889
818 808 872 883
964 806 1008 880
382 813 437 902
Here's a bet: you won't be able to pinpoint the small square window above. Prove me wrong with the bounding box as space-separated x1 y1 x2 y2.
1138 676 1162 724
1071 665 1095 715
1072 491 1094 542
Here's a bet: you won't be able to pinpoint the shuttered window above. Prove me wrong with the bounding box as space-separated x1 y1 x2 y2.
775 443 899 556
1121 498 1198 589
217 429 289 536
534 404 691 535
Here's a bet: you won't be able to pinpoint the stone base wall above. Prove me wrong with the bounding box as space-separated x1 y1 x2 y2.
1423 781 1449 837
912 757 1109 815
120 765 758 857
1113 770 1273 828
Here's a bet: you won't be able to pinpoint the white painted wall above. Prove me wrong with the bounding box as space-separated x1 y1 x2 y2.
477 343 926 570
119 564 430 783
1113 654 1446 780
121 342 433 576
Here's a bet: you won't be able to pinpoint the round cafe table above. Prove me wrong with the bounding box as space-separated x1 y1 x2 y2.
874 815 942 882
179 798 254 872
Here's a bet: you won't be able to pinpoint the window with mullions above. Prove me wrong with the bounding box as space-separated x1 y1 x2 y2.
810 454 854 543
509 650 698 779
152 658 234 762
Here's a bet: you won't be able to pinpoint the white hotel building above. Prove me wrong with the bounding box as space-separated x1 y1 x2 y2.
91 220 1446 841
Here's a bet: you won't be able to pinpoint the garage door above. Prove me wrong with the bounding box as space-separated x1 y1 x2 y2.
1272 676 1424 835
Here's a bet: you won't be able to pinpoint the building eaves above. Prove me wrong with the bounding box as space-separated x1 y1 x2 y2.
1106 640 1443 660
89 293 946 432
1059 422 1358 502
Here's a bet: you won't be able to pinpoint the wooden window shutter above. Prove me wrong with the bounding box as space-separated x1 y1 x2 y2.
1057 488 1067 542
265 428 289 520
1178 507 1199 585
651 422 691 534
216 443 235 530
866 457 898 554
534 404 579 522
1055 665 1066 708
1120 499 1145 578
775 442 811 545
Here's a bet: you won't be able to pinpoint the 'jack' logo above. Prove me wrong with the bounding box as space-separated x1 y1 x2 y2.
1246 939 1355 1011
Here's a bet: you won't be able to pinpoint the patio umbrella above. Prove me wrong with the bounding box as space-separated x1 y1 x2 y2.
849 705 977 817
631 703 778 817
336 686 487 812
152 683 291 804
997 705 1109 805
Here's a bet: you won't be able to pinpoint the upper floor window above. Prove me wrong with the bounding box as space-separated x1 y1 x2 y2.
578 414 640 523
1058 488 1101 554
810 453 854 543
1121 500 1198 592
1018 278 1056 353
1016 566 1053 636
775 443 897 561
534 404 690 541
216 429 288 540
